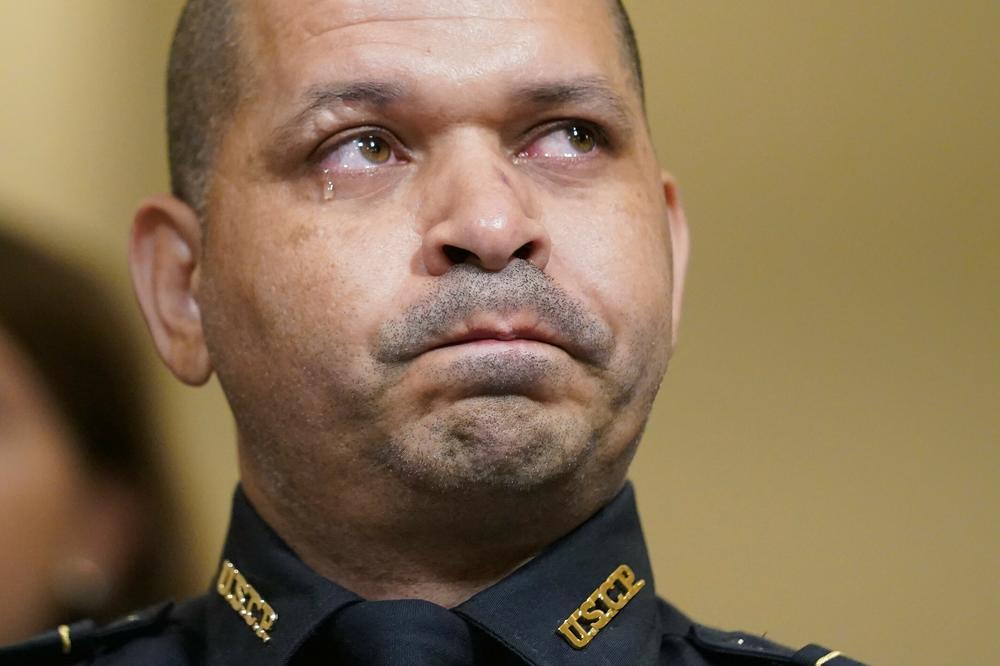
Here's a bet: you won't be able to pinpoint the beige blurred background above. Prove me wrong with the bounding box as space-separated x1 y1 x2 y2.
0 1 996 663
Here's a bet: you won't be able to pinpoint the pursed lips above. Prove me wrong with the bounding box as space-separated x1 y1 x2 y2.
380 312 612 369
422 326 567 355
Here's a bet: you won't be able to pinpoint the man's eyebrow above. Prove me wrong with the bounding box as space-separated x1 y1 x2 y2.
301 80 406 111
270 80 406 151
510 77 636 132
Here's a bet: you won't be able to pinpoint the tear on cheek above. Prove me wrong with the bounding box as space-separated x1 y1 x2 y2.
311 166 402 202
321 168 335 201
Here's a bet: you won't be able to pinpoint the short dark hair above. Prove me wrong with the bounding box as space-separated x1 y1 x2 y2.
166 0 240 217
166 0 644 216
613 0 645 100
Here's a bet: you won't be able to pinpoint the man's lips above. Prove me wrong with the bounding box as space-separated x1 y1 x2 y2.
424 327 566 354
404 316 586 361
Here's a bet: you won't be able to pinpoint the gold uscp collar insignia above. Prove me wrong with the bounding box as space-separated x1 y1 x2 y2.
216 559 278 643
557 563 646 649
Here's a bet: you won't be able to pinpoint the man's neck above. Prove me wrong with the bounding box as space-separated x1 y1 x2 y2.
239 466 626 607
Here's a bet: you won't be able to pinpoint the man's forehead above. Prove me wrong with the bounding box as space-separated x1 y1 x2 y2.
241 0 629 94
249 0 566 25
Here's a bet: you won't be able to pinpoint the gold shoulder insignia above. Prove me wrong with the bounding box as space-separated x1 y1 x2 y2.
216 559 278 642
557 563 646 649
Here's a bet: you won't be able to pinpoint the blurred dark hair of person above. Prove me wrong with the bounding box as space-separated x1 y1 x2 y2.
0 224 187 644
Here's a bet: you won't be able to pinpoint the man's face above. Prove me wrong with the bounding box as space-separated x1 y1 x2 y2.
199 0 680 499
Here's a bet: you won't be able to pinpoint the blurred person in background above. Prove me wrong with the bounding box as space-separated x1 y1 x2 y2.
0 225 185 645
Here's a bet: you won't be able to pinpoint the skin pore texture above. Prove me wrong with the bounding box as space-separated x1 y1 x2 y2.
131 0 688 607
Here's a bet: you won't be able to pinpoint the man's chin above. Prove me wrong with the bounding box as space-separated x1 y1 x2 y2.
373 397 597 495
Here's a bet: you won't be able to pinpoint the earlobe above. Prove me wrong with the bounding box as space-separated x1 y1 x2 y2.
660 172 690 344
129 194 213 385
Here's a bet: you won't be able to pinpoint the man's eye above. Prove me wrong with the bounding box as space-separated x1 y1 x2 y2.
321 133 399 171
355 136 391 164
565 125 597 153
519 124 601 159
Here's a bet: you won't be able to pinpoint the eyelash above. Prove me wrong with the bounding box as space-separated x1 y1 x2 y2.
312 128 406 167
522 119 611 153
313 119 611 170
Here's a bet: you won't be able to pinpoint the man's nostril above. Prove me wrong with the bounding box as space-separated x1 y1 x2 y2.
513 242 533 261
443 245 471 265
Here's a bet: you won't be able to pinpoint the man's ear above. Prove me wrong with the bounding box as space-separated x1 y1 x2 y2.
661 172 690 344
129 194 213 385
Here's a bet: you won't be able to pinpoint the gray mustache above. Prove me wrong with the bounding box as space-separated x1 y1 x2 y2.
375 260 613 368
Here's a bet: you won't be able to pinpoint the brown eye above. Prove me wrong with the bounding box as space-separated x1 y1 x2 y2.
356 135 391 164
566 125 596 153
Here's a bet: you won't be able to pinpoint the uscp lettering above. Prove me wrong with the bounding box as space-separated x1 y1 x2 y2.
557 564 646 649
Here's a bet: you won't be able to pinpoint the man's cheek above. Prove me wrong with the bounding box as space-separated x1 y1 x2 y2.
550 210 668 308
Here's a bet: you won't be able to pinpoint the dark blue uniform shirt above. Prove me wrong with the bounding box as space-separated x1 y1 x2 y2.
0 483 867 665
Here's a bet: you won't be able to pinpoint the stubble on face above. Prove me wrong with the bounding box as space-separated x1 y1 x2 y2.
367 260 620 494
218 255 668 503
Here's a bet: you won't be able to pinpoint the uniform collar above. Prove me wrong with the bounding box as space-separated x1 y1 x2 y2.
204 482 663 665
202 488 360 664
455 482 664 665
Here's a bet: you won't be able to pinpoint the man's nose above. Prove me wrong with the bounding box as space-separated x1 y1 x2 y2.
419 144 551 275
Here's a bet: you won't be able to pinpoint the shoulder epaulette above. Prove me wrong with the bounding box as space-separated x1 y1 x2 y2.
0 601 174 665
689 624 868 665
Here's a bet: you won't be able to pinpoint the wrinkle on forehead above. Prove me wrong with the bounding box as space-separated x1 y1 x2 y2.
251 0 553 29
302 12 540 37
